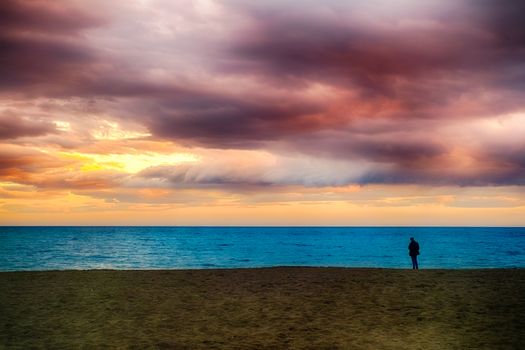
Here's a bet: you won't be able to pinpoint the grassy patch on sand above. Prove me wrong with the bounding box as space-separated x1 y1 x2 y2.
1 268 524 349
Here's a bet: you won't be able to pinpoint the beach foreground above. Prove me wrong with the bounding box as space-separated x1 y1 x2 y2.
1 268 524 349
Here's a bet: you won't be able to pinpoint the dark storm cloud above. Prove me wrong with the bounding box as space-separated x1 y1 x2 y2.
476 144 525 185
355 142 525 187
475 0 525 49
223 0 525 115
0 31 175 98
325 137 445 164
0 113 56 139
0 0 102 97
1 0 525 189
0 0 169 98
0 34 96 93
146 92 325 148
358 166 525 187
0 0 103 34
281 129 447 165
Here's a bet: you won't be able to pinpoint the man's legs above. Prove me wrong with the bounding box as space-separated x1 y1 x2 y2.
411 256 418 269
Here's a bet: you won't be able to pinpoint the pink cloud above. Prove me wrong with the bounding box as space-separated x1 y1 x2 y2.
1 0 524 190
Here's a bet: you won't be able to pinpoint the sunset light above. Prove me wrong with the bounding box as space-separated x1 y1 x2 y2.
0 0 524 225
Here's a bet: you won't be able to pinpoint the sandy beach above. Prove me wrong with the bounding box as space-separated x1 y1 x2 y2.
1 268 524 349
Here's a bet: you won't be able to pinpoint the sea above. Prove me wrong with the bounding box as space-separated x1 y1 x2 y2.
1 226 524 271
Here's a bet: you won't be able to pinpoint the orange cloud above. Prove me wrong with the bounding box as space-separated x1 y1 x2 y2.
1 0 525 224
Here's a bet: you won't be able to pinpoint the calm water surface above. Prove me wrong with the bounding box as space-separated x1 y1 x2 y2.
1 226 524 271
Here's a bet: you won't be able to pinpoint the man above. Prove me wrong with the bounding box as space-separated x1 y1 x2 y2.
408 237 420 269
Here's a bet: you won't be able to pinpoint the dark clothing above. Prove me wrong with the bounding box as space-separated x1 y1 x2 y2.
409 240 420 269
411 255 419 270
408 241 420 257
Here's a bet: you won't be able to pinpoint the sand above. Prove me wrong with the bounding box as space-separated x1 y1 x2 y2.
1 268 524 349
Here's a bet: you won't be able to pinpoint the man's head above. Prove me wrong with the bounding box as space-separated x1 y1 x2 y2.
410 237 415 241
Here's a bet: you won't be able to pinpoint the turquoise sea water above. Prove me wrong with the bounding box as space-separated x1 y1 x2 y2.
0 226 524 271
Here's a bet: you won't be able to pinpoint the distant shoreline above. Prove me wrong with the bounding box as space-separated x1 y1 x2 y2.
1 266 525 273
2 225 525 227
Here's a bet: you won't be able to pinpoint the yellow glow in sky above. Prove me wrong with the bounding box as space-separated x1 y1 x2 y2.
60 151 200 173
91 120 151 141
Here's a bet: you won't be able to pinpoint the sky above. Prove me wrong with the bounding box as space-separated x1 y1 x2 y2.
1 0 525 225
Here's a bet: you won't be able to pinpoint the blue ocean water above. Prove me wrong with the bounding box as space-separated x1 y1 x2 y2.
0 226 524 271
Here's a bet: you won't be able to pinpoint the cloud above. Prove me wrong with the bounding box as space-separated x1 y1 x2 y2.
476 0 525 49
1 0 524 191
0 0 105 96
144 91 326 148
134 149 371 189
0 0 175 98
0 144 125 190
0 0 103 34
0 112 57 139
156 131 503 189
0 144 63 172
223 0 525 112
128 0 525 161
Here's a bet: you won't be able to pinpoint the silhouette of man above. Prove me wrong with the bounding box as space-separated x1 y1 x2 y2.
408 237 420 269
